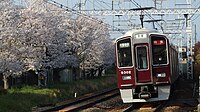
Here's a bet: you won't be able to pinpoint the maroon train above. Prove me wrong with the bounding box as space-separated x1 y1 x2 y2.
115 28 179 103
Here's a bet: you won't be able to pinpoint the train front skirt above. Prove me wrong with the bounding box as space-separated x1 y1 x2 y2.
120 85 170 103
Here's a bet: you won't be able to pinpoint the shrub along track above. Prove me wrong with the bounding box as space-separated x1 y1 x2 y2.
33 78 198 112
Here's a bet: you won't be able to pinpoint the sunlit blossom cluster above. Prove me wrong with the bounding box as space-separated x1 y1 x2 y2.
0 0 114 78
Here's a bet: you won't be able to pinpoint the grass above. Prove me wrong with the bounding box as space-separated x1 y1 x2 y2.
0 75 117 112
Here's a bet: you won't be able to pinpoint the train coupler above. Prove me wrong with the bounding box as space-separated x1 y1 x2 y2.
139 92 151 99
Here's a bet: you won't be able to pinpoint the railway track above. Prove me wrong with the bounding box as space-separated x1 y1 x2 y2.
123 104 138 112
33 88 119 112
122 98 198 112
153 101 168 112
32 78 198 112
122 101 167 112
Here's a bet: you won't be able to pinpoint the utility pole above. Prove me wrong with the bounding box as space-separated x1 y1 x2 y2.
79 0 86 12
195 24 197 44
185 0 193 80
140 15 144 28
45 0 198 79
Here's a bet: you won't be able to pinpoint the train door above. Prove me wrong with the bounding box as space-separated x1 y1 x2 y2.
135 44 152 83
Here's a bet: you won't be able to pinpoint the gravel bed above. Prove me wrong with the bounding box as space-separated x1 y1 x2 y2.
80 95 131 112
162 106 197 112
80 78 199 112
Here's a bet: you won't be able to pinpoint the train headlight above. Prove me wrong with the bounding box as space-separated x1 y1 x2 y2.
156 73 166 78
122 75 132 80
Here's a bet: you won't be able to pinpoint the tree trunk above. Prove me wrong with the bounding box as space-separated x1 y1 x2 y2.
98 67 104 77
82 69 86 79
48 68 54 85
73 67 77 81
3 75 9 89
43 70 47 86
37 71 47 87
38 73 41 86
90 69 95 78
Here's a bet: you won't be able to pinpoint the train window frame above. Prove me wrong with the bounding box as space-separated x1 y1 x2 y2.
116 37 134 68
135 45 149 71
150 34 169 66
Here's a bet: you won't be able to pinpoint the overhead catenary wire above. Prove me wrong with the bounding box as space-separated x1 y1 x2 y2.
87 0 108 10
192 14 200 21
45 0 124 34
96 0 112 9
130 0 164 32
116 1 135 29
189 2 200 20
96 0 113 9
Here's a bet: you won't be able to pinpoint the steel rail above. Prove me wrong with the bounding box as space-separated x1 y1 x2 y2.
153 101 168 112
34 87 119 112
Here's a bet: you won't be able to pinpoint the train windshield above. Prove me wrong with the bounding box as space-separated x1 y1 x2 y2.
117 38 133 67
136 46 148 69
151 35 168 65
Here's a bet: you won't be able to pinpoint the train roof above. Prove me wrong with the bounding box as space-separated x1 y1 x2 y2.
115 28 162 42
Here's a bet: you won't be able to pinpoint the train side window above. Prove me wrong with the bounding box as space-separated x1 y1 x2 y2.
117 38 133 67
136 46 148 69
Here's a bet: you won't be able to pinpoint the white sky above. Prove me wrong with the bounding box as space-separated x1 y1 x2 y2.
15 0 200 44
51 0 200 41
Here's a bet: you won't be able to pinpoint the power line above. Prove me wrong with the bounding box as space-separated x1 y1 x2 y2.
130 0 163 31
87 0 101 10
113 1 135 29
87 0 107 10
46 0 124 34
188 6 200 20
96 0 112 9
193 14 200 21
189 2 200 20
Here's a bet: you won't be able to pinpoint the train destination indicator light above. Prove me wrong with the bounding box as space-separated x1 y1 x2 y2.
135 33 147 39
119 43 130 48
153 40 165 45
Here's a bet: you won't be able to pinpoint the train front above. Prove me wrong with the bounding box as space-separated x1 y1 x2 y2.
115 30 171 103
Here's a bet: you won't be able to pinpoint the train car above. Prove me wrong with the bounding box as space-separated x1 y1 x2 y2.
115 28 179 103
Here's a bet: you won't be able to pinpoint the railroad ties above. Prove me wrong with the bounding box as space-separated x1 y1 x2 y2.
33 88 119 112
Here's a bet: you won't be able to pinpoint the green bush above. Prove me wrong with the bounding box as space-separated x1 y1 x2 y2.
0 87 7 95
0 76 117 112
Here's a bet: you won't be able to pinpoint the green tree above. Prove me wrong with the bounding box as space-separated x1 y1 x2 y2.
194 41 200 64
195 54 200 64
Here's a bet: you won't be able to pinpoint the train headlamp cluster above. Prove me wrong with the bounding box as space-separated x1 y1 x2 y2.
121 70 131 75
122 75 132 80
156 73 166 78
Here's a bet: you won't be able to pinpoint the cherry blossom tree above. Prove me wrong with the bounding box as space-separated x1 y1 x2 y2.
0 0 114 88
0 0 76 87
0 0 25 89
66 16 114 78
19 0 79 85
